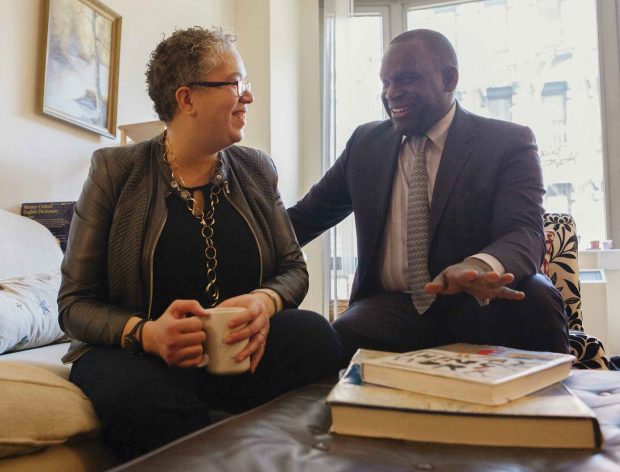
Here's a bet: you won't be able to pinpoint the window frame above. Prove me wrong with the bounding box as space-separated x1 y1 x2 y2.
352 0 620 242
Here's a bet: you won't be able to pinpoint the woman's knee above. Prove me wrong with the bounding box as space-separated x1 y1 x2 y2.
270 309 343 372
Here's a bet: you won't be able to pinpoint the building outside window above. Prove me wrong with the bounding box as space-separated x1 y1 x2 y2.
322 0 613 316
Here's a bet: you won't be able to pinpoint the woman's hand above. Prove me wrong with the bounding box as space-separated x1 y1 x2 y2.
218 294 271 373
141 299 210 368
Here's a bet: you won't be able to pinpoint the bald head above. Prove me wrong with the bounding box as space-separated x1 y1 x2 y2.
391 29 458 73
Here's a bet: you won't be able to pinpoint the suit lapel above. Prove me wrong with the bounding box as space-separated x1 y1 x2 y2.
363 125 402 261
372 127 403 221
429 105 475 241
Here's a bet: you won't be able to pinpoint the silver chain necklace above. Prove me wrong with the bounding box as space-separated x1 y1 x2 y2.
162 132 222 307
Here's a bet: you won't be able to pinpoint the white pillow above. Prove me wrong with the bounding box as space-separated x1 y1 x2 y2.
0 272 67 354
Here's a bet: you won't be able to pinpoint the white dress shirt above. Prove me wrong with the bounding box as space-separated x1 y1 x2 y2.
380 103 504 292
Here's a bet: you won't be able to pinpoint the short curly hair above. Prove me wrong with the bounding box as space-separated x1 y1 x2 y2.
146 26 237 122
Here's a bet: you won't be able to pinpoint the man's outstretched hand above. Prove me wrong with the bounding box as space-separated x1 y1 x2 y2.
425 257 525 302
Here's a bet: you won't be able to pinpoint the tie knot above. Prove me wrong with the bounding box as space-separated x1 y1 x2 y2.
409 135 428 159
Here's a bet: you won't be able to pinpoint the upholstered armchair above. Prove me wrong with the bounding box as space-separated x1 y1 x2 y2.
543 213 611 369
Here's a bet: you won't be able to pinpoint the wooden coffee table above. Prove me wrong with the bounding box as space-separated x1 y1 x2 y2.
110 370 620 472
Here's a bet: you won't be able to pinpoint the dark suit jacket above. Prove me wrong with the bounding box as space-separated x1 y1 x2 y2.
288 103 546 303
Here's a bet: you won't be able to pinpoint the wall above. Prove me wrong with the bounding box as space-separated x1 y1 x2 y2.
0 0 235 213
234 0 271 155
579 250 620 356
297 0 326 315
0 0 326 314
235 0 325 313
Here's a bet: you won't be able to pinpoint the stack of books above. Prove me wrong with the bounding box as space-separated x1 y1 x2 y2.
327 344 602 449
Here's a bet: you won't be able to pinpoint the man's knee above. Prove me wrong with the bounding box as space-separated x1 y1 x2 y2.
514 273 569 352
517 273 565 316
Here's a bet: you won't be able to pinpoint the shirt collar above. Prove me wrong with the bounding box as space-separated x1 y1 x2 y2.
399 101 457 150
426 101 456 151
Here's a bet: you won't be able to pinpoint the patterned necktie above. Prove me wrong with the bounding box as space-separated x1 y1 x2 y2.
407 135 435 314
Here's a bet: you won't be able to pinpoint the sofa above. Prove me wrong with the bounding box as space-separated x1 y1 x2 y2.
0 206 612 471
0 209 118 471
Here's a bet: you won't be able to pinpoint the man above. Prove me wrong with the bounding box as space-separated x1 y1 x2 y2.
288 29 567 364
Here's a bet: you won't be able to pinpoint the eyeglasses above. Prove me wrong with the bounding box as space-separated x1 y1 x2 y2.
184 80 251 97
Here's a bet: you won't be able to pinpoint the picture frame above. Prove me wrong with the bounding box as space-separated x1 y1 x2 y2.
40 0 122 137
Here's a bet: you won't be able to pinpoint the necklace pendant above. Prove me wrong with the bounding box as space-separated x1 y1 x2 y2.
171 180 179 189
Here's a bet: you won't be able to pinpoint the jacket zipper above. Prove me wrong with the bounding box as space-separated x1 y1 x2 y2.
147 201 167 319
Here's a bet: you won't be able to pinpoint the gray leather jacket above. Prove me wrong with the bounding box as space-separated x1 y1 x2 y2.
59 135 308 362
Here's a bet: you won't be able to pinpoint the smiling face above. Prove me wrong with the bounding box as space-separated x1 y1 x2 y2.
192 46 253 151
380 39 456 136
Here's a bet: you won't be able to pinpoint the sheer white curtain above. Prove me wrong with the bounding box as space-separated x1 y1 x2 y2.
322 0 385 319
322 0 356 320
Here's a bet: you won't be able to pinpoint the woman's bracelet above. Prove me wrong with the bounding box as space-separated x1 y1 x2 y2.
251 288 281 314
123 318 149 354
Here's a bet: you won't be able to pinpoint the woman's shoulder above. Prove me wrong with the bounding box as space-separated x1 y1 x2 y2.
223 145 276 175
90 139 156 179
92 139 153 165
225 144 271 161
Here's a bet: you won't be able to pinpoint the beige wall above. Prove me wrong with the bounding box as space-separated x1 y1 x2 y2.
235 0 325 312
0 0 235 213
0 0 325 313
234 0 271 156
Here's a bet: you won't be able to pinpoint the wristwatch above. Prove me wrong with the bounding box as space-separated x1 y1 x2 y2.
123 318 149 354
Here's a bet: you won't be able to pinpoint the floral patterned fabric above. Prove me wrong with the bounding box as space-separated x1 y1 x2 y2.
542 213 610 369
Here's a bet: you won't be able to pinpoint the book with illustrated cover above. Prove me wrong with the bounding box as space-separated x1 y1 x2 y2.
21 201 75 253
327 349 602 449
360 344 575 405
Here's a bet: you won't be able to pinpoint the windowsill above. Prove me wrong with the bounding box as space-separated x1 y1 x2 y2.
579 249 620 270
580 248 620 252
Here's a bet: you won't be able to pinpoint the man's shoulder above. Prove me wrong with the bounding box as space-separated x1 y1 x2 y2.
455 108 535 148
460 107 532 135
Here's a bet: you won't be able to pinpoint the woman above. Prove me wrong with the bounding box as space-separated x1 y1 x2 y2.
58 26 342 460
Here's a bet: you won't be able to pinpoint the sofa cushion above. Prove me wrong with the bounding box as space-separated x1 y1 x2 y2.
0 210 63 280
0 272 67 354
0 342 71 379
0 361 100 458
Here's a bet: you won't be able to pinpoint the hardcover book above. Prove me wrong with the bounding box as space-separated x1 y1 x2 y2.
328 349 602 449
21 201 75 253
361 343 575 405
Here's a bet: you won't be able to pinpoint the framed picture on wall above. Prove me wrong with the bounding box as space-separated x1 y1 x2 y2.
40 0 122 137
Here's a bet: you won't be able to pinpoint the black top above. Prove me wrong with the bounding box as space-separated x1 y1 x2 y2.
152 184 260 318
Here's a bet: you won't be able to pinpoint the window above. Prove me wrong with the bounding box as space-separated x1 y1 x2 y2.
322 0 620 313
407 0 605 245
485 86 513 121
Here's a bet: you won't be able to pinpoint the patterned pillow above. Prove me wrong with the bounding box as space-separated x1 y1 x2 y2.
0 272 67 354
541 229 555 276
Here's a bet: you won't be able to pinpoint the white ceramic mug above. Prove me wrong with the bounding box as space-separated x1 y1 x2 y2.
198 307 250 375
